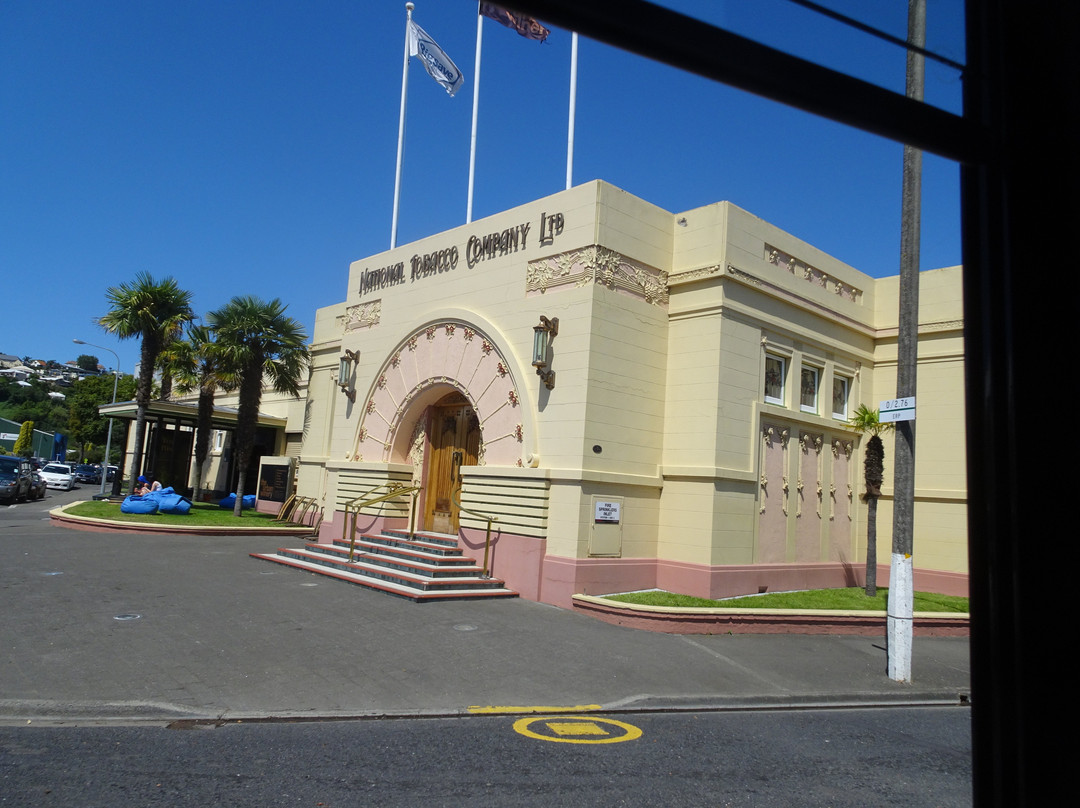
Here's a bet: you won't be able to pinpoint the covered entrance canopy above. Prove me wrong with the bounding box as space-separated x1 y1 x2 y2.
98 399 287 493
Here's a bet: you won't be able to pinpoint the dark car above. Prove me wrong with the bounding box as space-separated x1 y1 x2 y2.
0 456 33 505
73 464 101 485
27 471 47 500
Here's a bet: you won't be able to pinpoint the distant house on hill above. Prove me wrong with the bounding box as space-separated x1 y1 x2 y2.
0 354 20 369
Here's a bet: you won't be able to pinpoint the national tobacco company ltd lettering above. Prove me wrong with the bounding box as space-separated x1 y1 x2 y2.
358 212 561 298
359 262 406 297
465 222 531 269
410 246 459 280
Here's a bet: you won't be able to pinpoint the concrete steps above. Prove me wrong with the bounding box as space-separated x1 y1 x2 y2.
250 529 517 602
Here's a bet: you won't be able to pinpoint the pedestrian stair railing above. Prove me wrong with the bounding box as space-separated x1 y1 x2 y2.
452 486 499 578
342 482 423 563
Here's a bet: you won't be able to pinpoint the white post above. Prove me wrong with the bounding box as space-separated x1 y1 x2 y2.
73 338 119 497
566 32 578 190
390 2 415 249
466 10 483 223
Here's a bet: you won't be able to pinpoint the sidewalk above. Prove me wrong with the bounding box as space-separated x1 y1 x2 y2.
1 498 971 724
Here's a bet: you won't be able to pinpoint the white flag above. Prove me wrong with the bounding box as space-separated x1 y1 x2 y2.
408 20 464 97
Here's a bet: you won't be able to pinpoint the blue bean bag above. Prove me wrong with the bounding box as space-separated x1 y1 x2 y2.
121 494 158 514
218 493 256 510
156 489 192 515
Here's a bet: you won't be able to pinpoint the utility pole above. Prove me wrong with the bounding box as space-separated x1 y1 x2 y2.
888 0 925 683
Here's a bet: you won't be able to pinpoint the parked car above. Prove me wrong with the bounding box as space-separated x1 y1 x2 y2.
38 463 74 491
27 471 47 500
73 464 101 484
0 456 33 504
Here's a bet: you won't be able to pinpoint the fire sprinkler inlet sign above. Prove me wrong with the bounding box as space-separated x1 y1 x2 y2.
594 501 621 524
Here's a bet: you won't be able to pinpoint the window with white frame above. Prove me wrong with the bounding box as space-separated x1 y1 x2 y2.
800 366 820 413
213 430 225 453
764 354 786 405
832 375 850 420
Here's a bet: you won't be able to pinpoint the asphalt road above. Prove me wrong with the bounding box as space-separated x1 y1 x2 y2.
1 706 971 807
1 484 972 804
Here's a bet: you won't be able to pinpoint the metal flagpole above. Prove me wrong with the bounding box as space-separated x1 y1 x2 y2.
391 2 415 249
467 8 483 223
566 31 578 190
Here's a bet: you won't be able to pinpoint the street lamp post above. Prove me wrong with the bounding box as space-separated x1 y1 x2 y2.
74 339 120 497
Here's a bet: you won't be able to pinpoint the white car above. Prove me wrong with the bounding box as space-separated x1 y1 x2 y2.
38 463 74 491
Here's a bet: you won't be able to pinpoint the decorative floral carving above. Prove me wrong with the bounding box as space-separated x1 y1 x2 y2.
358 426 367 442
496 361 508 377
406 335 418 351
463 327 475 341
425 325 437 340
376 374 387 389
481 339 494 355
508 389 519 406
340 300 381 333
444 323 455 338
366 399 376 414
514 423 523 441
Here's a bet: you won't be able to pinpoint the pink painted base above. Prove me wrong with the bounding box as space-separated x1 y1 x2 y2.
313 515 969 609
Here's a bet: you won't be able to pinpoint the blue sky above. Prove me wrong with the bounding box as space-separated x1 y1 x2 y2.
1 1 965 373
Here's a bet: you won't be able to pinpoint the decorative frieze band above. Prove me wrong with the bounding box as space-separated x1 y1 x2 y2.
765 244 862 304
526 246 669 306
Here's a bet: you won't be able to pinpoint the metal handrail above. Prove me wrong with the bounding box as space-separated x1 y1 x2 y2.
272 494 298 522
342 482 423 563
452 485 499 578
294 497 319 526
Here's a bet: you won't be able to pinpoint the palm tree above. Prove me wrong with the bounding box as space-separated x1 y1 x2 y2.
98 273 194 493
208 296 308 517
166 323 237 503
850 404 894 597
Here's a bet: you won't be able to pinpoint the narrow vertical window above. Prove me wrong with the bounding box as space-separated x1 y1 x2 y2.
764 355 786 405
800 366 819 413
832 376 850 420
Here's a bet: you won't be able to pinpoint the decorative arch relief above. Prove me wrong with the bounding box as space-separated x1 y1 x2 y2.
526 245 669 305
351 321 525 467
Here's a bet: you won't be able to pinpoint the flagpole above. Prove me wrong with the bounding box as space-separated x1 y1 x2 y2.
467 8 483 223
391 2 415 249
566 31 578 190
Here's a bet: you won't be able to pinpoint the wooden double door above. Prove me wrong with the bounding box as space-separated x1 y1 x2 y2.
423 393 481 533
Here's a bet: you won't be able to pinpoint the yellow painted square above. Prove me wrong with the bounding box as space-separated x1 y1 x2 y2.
545 721 609 736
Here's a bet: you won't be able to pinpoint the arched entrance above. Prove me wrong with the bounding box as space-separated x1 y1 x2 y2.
424 392 481 533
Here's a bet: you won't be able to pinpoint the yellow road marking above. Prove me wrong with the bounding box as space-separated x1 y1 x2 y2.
513 715 643 744
467 704 601 715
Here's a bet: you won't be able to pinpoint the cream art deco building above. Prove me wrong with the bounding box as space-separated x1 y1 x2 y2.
256 179 962 606
162 180 965 606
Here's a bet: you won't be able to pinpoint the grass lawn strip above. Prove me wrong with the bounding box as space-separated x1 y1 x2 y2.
63 499 286 528
604 587 968 613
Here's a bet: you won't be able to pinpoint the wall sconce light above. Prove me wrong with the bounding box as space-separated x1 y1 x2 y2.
338 349 360 402
532 315 558 390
